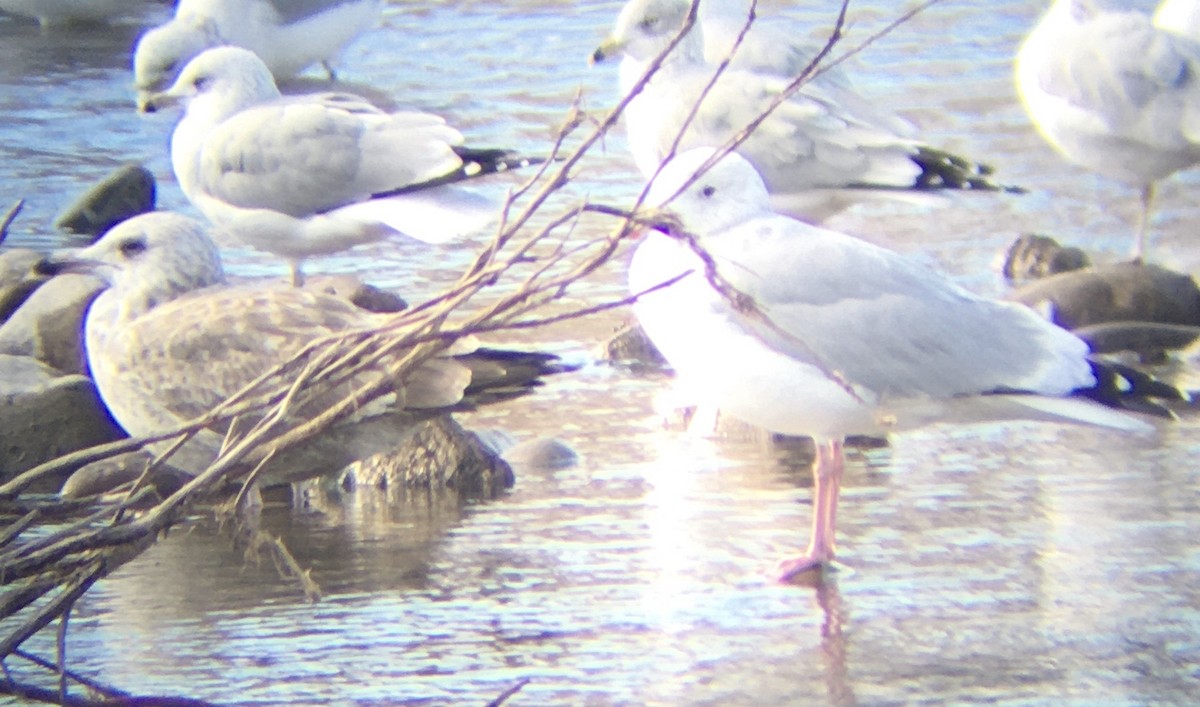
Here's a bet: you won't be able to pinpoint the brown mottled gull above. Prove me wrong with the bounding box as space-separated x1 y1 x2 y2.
44 211 565 487
631 148 1165 581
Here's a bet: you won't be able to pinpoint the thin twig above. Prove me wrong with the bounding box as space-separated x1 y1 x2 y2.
0 198 23 243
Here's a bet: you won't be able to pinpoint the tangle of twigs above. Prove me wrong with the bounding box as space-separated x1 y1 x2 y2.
0 1 941 701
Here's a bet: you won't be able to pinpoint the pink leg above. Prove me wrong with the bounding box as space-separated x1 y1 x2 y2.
777 439 844 582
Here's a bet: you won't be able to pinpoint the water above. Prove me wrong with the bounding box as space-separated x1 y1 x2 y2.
3 0 1200 703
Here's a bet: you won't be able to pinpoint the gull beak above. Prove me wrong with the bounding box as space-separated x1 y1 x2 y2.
137 89 180 114
36 250 105 278
590 35 624 65
631 206 681 239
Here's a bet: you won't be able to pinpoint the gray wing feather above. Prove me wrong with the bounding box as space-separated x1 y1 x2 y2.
198 96 465 215
706 219 1089 399
267 0 366 26
650 70 921 191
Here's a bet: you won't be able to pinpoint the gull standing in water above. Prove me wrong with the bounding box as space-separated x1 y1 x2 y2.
43 212 564 487
133 0 383 106
630 148 1167 581
1016 0 1200 259
592 0 1015 223
142 46 529 286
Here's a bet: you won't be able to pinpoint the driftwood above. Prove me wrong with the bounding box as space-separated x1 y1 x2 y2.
0 1 930 701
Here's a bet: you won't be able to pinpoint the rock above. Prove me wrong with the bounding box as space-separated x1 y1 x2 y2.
0 273 104 374
0 247 47 323
502 437 579 471
1002 233 1089 281
300 274 407 313
336 417 515 498
599 319 668 367
53 163 156 238
0 354 124 489
1073 321 1200 361
60 449 191 500
1008 262 1200 331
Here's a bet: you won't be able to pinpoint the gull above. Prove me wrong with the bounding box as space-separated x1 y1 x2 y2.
142 46 528 286
1016 0 1200 259
630 147 1169 581
0 0 154 25
43 211 565 488
592 0 1015 223
699 0 915 139
133 0 383 105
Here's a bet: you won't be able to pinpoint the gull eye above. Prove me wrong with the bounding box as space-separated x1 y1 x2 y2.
639 16 658 30
701 185 716 198
193 74 211 91
119 238 147 257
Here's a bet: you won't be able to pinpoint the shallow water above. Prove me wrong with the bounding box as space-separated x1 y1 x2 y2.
3 0 1200 703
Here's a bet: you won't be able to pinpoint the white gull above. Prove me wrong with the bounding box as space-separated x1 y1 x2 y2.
1016 0 1200 258
143 46 527 285
629 147 1162 581
133 0 382 105
592 0 1014 224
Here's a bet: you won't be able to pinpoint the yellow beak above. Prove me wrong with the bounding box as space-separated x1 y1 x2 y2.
590 35 625 66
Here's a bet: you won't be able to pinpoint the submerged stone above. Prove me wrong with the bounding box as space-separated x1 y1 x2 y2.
336 417 515 498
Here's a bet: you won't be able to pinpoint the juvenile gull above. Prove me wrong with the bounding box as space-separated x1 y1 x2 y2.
45 212 565 487
143 46 527 285
1016 0 1200 258
630 148 1164 581
592 0 1014 223
133 0 383 104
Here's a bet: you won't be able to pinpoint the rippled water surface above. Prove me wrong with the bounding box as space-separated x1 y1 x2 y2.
3 0 1200 704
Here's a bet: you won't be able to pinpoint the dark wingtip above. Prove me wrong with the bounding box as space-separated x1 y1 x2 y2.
371 147 549 199
911 146 1025 194
1079 359 1191 418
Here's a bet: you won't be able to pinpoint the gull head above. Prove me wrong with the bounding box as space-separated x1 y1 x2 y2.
642 148 772 237
139 46 280 119
133 17 222 110
41 212 225 317
592 0 699 65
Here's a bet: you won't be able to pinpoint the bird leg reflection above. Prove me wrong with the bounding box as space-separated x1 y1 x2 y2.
1133 183 1156 263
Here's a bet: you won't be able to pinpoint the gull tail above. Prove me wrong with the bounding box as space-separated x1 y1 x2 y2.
334 185 498 244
